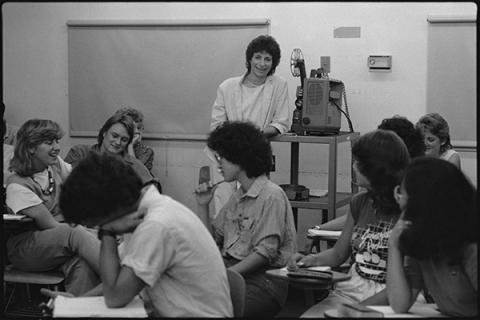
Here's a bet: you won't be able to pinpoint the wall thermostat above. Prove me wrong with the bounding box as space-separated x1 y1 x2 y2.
368 55 392 71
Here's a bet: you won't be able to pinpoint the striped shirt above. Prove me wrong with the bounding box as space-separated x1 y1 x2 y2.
212 175 297 267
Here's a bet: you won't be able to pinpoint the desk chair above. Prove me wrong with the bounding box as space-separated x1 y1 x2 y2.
3 265 65 316
226 269 246 317
307 233 340 254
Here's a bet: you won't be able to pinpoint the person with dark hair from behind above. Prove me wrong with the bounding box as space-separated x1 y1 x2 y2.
378 115 426 158
64 113 155 187
314 115 426 233
416 112 460 168
5 119 101 296
58 152 232 317
388 157 477 317
194 121 297 317
290 129 410 318
114 107 155 173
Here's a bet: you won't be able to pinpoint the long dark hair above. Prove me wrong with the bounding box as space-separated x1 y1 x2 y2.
399 157 477 264
352 129 410 215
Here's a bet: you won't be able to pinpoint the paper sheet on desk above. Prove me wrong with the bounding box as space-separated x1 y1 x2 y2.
368 303 445 318
281 266 331 272
53 295 147 317
3 214 27 220
307 229 342 237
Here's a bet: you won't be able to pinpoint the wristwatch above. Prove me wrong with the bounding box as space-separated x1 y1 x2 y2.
97 228 117 240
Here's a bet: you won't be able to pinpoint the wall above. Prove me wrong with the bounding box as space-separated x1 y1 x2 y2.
3 2 477 247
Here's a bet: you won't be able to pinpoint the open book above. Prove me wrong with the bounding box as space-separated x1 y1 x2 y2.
53 295 147 318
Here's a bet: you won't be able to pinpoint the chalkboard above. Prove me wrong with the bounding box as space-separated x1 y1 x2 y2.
67 19 270 140
426 15 476 147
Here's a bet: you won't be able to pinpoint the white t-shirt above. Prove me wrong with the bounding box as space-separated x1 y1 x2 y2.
6 156 71 213
118 186 233 317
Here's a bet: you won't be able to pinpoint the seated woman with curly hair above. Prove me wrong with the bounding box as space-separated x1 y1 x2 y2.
194 121 297 317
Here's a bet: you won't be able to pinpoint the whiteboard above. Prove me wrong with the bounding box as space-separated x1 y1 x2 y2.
67 19 270 140
426 16 476 146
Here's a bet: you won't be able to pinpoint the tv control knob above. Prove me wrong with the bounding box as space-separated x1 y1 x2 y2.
295 99 303 108
302 117 311 125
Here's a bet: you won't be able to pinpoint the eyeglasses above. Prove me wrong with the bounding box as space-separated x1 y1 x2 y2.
204 146 222 165
213 153 222 164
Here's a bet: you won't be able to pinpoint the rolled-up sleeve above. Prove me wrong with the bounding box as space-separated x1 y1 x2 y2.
251 194 286 263
212 207 226 247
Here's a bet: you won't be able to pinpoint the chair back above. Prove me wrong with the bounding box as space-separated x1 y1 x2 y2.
226 268 246 317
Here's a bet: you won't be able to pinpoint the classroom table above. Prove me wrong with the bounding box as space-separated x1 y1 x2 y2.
322 303 446 318
3 214 35 235
266 267 351 306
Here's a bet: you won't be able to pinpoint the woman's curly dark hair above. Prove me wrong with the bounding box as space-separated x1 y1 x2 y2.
245 35 281 76
207 121 272 178
399 157 477 264
378 115 426 158
352 129 410 215
60 152 143 226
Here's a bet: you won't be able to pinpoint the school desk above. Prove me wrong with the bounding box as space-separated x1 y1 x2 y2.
321 303 446 318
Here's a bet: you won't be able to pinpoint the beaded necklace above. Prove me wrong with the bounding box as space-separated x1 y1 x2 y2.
32 169 55 195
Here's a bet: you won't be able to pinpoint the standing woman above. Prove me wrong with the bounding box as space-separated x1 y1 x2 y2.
210 34 291 138
5 119 101 296
416 113 461 168
65 113 154 185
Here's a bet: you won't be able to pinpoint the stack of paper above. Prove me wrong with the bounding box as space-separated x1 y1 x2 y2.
53 295 147 318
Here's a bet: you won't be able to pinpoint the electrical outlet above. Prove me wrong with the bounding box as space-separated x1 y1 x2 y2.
368 55 392 71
